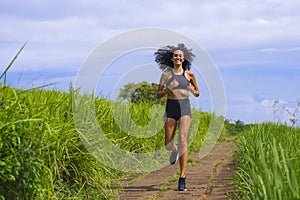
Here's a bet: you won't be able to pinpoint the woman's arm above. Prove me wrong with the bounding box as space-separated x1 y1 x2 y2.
157 72 171 99
157 84 166 99
187 71 200 97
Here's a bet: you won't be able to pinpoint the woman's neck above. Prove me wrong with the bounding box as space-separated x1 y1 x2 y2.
172 65 183 74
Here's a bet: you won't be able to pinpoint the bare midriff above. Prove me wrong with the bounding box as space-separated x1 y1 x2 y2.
167 89 189 100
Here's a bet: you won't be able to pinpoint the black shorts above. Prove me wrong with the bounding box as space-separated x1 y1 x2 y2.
165 99 191 121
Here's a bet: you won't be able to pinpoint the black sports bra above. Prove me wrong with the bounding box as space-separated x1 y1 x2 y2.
166 70 190 90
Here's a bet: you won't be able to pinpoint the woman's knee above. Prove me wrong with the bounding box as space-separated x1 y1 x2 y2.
165 144 174 151
178 139 188 153
165 139 176 151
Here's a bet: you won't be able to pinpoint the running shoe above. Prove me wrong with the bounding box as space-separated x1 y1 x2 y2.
178 177 187 191
169 148 178 165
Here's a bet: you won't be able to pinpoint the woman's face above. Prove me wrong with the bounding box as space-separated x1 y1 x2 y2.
172 50 184 66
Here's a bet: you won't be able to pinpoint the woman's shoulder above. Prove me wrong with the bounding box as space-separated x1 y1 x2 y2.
162 69 172 76
185 70 196 81
185 70 195 76
160 70 172 83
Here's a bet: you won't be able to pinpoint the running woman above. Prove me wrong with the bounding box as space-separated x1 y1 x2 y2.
155 43 200 191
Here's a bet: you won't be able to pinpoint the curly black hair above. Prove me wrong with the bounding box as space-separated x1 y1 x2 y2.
154 43 195 71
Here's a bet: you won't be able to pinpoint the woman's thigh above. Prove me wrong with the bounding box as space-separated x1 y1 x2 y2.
164 117 177 142
178 116 191 143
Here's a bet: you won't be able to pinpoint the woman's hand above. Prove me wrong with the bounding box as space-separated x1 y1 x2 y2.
188 85 200 97
186 71 200 97
168 79 179 90
187 85 194 93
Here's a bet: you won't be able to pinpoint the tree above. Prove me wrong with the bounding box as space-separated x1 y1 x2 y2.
224 119 245 135
118 81 166 104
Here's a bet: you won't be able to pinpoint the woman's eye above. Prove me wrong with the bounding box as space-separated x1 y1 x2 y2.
174 54 183 57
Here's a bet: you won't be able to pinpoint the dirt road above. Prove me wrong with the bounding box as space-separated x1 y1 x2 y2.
116 137 237 200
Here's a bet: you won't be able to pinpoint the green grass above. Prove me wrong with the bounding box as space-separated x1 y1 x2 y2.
0 45 222 199
0 85 120 199
234 122 300 200
0 84 215 199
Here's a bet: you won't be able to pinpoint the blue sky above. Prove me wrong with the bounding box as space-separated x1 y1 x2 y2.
0 0 299 124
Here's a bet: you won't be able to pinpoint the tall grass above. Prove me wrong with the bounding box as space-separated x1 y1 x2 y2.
0 85 121 199
0 45 218 199
0 43 26 87
0 85 214 199
234 123 300 199
94 100 212 153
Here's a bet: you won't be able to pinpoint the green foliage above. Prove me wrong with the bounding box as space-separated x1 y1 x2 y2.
0 86 45 199
95 99 166 153
0 86 118 199
234 123 300 199
224 119 248 135
0 46 213 199
188 111 211 152
0 42 26 86
118 81 166 104
0 84 214 199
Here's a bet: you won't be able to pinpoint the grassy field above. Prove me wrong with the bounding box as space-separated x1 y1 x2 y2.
234 122 300 199
2 46 300 199
0 84 216 199
2 80 300 200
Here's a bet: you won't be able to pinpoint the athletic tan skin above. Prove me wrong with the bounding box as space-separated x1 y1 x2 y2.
157 50 200 178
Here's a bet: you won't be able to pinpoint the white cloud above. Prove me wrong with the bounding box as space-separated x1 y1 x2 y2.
260 99 276 107
258 47 300 52
226 95 292 123
227 96 273 123
230 94 256 104
1 0 299 46
227 93 300 125
1 0 300 124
